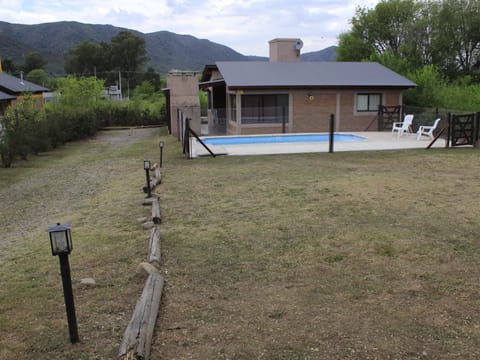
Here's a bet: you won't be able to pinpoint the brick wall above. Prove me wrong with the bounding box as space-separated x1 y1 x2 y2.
292 92 336 132
339 92 376 131
233 89 405 134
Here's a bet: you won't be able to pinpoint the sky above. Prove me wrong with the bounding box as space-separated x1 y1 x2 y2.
0 0 380 56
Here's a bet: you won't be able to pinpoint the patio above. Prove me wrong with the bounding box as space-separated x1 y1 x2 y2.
191 132 447 157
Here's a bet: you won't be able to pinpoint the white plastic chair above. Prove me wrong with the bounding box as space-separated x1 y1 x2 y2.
416 118 441 140
392 114 414 137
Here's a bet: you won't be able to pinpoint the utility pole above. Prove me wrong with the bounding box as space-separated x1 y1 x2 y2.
119 71 122 101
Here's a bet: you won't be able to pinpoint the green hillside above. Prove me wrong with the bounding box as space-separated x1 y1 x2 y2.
0 21 336 75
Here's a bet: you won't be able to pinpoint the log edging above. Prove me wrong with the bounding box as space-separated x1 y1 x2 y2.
117 158 165 360
117 273 164 360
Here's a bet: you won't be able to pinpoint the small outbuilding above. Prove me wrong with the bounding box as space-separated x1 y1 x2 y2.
0 71 49 115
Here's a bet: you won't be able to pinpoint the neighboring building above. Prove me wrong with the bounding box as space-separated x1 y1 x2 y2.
198 38 416 135
101 85 123 102
0 90 15 115
0 70 49 115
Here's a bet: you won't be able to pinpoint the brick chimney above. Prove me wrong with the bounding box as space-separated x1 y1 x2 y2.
268 38 303 62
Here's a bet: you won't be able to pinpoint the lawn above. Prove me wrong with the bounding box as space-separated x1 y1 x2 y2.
1 128 479 359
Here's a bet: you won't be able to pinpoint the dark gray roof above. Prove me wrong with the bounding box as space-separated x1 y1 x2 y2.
0 90 15 100
215 61 416 89
0 72 48 94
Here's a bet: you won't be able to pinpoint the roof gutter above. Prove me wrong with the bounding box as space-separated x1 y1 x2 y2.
199 79 226 89
224 85 416 91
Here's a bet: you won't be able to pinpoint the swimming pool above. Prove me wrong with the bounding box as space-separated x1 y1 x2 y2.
200 133 366 146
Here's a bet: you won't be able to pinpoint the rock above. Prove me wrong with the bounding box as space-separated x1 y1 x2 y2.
136 262 159 276
142 221 155 229
80 278 96 287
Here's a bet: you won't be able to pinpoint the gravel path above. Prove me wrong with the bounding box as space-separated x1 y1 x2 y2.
0 128 157 260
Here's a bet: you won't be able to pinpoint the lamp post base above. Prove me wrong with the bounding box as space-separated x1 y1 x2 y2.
59 254 79 344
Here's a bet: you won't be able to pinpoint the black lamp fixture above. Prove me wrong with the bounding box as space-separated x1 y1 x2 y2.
48 222 73 256
47 222 79 344
159 141 165 168
144 159 152 198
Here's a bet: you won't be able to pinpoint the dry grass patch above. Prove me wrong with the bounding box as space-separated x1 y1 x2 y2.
156 148 480 359
1 130 480 359
0 128 163 359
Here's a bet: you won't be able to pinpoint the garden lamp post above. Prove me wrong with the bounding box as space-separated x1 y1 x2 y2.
48 222 79 344
159 141 164 168
144 159 152 198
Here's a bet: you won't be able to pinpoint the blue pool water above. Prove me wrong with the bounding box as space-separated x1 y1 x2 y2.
200 133 366 146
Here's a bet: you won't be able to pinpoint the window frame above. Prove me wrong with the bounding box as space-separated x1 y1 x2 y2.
356 93 382 113
240 93 289 125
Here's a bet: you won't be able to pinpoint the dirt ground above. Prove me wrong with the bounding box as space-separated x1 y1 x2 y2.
0 127 157 259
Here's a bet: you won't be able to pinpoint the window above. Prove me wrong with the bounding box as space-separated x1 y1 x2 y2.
241 94 289 124
229 94 237 122
357 93 382 112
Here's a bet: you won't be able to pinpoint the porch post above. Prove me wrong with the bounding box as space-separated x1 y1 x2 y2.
236 91 242 135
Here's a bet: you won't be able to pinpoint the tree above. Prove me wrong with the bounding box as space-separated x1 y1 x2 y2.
432 0 480 79
337 0 480 80
55 76 105 107
1 57 18 74
132 80 155 100
23 52 47 73
25 69 49 87
337 0 420 62
143 67 162 91
109 31 147 73
337 31 375 61
109 31 147 89
64 40 108 76
64 31 147 90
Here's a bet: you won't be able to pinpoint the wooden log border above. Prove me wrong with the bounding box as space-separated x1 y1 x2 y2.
151 199 161 224
117 273 164 360
142 164 162 194
148 227 161 267
117 160 165 360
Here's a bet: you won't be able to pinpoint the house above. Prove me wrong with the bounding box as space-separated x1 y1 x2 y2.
197 38 416 135
0 67 49 115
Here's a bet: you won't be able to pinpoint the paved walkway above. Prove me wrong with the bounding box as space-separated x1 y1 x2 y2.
191 132 447 157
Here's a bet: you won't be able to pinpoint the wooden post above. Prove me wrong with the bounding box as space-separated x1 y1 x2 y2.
329 114 334 153
378 105 384 131
151 198 161 224
183 118 191 157
148 227 161 267
154 167 162 183
149 168 162 189
141 197 157 206
426 123 449 150
117 273 164 360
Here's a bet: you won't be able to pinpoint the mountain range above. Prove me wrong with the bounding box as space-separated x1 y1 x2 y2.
0 21 337 76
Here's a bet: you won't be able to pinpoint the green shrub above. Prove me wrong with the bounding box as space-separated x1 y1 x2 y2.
1 76 167 167
404 66 480 112
0 95 47 167
95 100 166 127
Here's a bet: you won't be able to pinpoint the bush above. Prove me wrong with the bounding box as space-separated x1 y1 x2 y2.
0 76 167 167
95 100 166 127
404 66 480 112
0 95 47 167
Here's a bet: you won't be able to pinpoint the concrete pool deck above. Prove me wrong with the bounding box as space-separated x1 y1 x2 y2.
191 132 448 157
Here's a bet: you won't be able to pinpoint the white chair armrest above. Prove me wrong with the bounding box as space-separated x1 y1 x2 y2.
420 125 433 131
